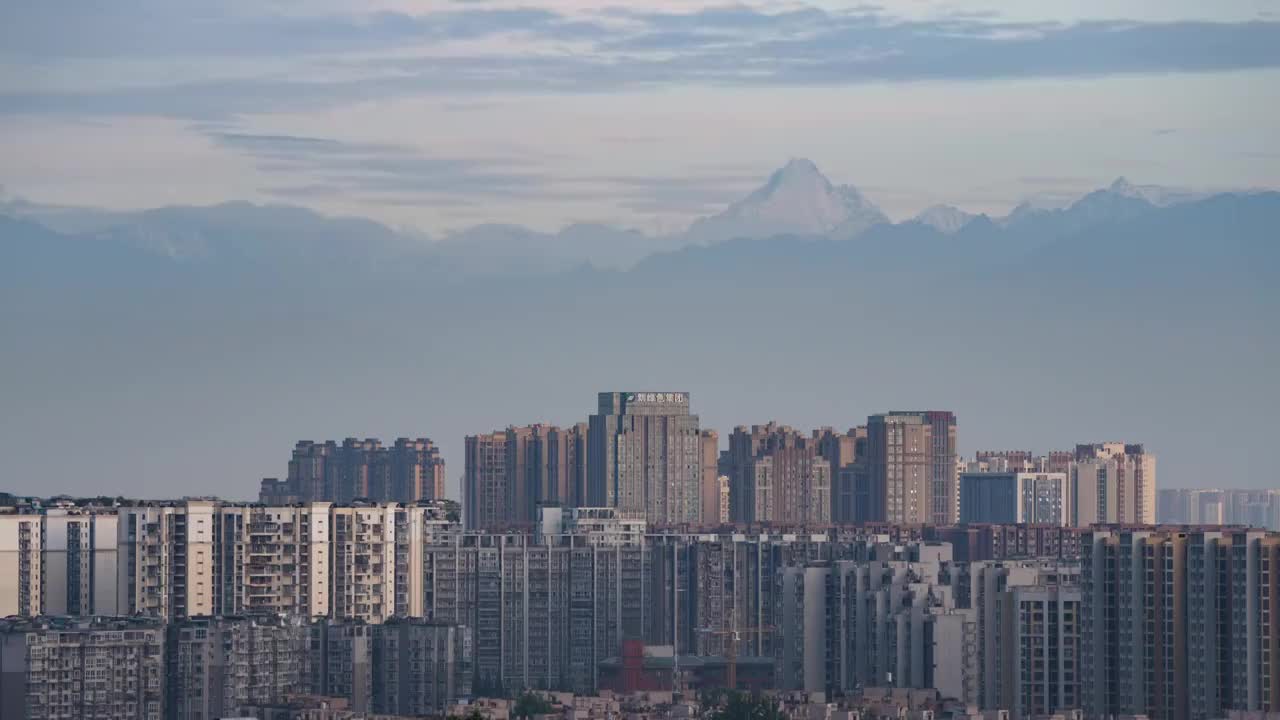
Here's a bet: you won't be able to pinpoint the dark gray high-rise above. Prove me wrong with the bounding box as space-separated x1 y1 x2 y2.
588 392 701 525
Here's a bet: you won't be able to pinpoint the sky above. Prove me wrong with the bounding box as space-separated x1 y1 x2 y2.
2 1 1279 234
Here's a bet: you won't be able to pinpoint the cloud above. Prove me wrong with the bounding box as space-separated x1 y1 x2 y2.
2 4 1279 123
569 173 762 215
201 124 767 216
204 129 550 203
0 4 605 59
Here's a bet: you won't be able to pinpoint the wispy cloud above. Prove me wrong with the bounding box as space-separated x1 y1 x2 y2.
2 4 1278 119
205 129 549 203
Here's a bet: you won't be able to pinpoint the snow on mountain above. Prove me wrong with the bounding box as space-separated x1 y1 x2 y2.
911 204 976 234
684 158 889 244
1105 177 1211 207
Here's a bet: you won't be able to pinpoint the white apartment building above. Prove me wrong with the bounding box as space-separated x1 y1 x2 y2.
215 502 331 617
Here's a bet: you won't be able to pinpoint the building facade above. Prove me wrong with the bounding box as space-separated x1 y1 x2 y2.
0 513 42 617
166 614 309 720
867 411 958 525
0 616 165 720
588 392 701 525
726 424 832 525
40 508 119 616
372 618 473 716
1072 443 1156 525
1080 528 1280 720
959 472 1069 526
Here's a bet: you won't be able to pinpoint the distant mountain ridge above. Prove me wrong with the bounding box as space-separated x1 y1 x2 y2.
0 162 1267 277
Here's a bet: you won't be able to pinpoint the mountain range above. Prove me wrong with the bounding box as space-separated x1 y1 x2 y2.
1 160 1277 500
1 159 1261 278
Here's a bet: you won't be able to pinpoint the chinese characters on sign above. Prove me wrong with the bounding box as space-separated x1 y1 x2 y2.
627 392 687 404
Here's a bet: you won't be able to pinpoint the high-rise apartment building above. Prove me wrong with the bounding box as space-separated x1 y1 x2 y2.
111 501 453 622
699 429 722 527
260 438 446 505
465 424 588 530
117 501 217 619
0 616 165 720
775 543 979 704
213 503 331 618
372 618 473 716
815 426 867 523
330 504 397 623
422 514 649 694
867 411 958 524
1081 528 1280 720
465 431 509 530
166 614 309 720
310 618 375 712
1072 442 1156 525
959 471 1069 526
964 561 1082 716
588 392 701 525
40 507 118 616
726 423 832 525
0 513 42 617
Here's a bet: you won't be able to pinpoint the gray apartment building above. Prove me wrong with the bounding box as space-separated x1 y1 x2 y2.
166 614 309 720
588 392 702 525
774 543 980 704
963 560 1082 716
372 618 473 716
0 616 166 720
421 509 649 694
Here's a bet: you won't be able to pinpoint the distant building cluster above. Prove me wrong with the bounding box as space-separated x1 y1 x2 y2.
1159 488 1280 530
424 393 1158 534
259 437 446 505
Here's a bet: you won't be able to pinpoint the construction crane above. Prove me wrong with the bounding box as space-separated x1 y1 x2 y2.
696 625 773 691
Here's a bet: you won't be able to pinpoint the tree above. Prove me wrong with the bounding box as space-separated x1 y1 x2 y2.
704 691 783 720
513 691 555 719
447 708 488 720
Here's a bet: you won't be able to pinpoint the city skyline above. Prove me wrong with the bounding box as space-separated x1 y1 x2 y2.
4 3 1277 719
4 496 1277 720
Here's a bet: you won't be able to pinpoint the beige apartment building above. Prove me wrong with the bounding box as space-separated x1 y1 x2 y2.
117 501 216 619
41 507 118 615
0 513 42 617
867 411 958 525
330 504 397 622
1073 442 1156 525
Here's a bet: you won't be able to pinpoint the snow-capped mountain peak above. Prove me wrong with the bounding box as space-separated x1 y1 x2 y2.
912 204 976 234
685 158 888 243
